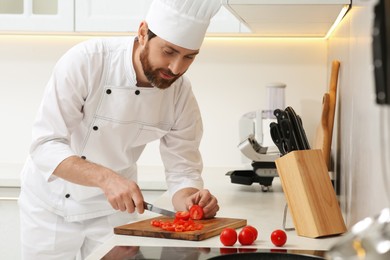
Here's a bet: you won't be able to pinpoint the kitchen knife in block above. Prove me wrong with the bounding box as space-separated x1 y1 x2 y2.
114 217 246 241
275 149 346 238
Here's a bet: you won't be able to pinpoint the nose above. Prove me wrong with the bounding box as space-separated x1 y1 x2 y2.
168 57 184 75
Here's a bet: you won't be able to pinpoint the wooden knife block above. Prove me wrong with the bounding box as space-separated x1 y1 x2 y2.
275 149 346 238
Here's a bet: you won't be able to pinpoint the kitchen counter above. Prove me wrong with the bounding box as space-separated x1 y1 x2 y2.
86 167 343 259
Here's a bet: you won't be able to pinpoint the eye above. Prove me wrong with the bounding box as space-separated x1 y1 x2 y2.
163 49 174 56
185 55 195 60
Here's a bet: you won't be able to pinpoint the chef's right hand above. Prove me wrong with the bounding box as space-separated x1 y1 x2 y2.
100 171 145 214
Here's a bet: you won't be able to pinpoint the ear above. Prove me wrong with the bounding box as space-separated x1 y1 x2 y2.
138 21 149 46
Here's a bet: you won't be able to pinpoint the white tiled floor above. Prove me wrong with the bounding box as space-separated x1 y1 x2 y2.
0 188 164 260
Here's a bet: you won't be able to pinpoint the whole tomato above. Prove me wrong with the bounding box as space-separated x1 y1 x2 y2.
243 225 258 240
270 229 287 247
219 228 237 246
238 228 255 245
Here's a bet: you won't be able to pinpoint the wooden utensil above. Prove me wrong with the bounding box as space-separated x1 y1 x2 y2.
314 60 340 169
314 93 331 169
114 217 247 241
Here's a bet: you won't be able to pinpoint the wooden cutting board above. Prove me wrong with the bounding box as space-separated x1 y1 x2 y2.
314 60 340 169
114 216 247 241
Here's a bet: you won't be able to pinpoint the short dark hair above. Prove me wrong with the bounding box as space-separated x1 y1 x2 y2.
147 29 157 40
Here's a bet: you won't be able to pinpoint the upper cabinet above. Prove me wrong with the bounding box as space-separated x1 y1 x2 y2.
74 1 245 34
75 0 153 33
0 0 245 34
0 0 350 36
222 0 351 37
0 0 73 31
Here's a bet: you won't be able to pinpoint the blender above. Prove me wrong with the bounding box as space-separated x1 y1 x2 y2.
229 83 286 191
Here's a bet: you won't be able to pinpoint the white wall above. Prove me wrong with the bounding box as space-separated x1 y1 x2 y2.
0 35 327 185
328 0 390 226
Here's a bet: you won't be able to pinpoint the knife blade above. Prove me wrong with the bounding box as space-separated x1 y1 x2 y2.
143 201 176 217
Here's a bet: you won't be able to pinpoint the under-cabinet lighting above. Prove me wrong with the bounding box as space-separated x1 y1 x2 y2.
324 5 350 39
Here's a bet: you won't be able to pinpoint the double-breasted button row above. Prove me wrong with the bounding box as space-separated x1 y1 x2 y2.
105 88 140 95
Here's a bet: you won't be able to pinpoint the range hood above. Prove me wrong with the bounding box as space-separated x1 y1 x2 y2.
222 0 351 37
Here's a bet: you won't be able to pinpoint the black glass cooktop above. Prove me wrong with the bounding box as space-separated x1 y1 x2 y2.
100 246 326 260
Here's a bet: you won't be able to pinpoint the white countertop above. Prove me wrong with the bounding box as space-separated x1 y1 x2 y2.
86 167 343 259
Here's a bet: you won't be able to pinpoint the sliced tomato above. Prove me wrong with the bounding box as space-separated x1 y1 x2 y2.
189 205 204 220
174 225 185 232
161 223 175 231
150 220 161 227
150 217 204 232
175 211 190 221
185 224 195 231
195 223 204 230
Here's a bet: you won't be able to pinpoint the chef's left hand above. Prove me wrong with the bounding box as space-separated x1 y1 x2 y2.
186 189 219 219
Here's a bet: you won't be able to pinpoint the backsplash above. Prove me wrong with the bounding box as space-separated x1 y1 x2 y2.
328 0 390 226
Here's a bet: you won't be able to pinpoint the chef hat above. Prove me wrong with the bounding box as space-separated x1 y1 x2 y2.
145 0 221 50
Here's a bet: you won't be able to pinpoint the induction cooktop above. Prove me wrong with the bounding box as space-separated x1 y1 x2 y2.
100 246 326 260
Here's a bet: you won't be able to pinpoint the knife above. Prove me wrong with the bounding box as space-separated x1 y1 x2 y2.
143 201 176 217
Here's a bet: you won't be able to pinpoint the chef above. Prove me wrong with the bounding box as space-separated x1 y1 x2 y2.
18 0 221 259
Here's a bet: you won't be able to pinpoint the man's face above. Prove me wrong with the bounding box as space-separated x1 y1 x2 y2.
139 36 199 89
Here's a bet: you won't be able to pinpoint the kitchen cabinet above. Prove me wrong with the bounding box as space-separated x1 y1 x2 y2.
0 188 20 260
0 0 73 31
0 0 246 34
75 0 153 33
75 1 246 34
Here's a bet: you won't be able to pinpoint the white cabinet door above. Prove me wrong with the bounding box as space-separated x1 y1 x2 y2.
0 188 20 260
0 0 74 31
75 0 153 32
75 1 243 34
0 0 244 34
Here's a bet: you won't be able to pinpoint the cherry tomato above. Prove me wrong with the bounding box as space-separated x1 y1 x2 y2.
219 228 238 246
175 211 190 221
238 228 255 245
270 229 287 247
189 205 204 220
243 225 258 240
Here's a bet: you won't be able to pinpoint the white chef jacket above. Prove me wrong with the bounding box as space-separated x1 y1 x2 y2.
20 36 204 222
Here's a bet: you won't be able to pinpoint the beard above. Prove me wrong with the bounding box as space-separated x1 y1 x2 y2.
139 43 182 89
